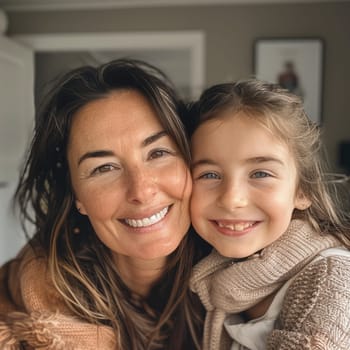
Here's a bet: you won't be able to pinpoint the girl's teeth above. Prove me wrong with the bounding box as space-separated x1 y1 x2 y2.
218 222 253 231
125 207 168 228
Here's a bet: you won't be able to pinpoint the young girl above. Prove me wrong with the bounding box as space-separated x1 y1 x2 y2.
189 79 350 350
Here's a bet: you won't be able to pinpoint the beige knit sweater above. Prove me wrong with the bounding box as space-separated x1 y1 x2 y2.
0 245 116 349
190 220 350 350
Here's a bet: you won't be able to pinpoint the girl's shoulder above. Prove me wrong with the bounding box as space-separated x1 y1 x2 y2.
268 249 350 349
273 249 350 347
315 246 350 259
285 247 350 306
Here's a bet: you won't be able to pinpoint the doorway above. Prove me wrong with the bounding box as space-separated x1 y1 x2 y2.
14 31 206 105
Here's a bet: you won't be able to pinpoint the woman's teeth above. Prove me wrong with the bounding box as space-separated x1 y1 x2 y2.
124 207 169 228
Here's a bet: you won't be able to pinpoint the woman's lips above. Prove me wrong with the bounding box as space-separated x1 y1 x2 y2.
123 206 169 228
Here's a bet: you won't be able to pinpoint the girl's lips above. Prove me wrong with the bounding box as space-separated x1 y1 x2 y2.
212 220 259 236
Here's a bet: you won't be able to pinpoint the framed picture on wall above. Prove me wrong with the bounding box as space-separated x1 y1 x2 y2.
253 38 324 124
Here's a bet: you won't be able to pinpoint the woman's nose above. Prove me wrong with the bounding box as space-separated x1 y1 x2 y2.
217 180 248 211
126 166 157 204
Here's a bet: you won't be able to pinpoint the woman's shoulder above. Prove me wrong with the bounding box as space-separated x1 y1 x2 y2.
0 242 76 319
0 245 40 312
0 244 117 349
17 245 58 311
0 310 117 350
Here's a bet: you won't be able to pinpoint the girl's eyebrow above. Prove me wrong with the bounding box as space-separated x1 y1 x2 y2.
191 156 284 170
77 130 168 166
246 156 284 166
192 158 217 169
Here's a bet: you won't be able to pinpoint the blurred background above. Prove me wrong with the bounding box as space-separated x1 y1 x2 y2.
0 0 349 264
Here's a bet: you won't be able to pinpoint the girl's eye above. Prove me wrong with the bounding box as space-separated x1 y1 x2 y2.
91 164 117 176
198 172 220 180
251 171 271 179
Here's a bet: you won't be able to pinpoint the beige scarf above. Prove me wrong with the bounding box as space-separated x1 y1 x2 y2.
190 220 341 350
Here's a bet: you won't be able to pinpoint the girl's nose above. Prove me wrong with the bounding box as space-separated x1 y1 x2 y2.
217 180 248 211
126 166 157 204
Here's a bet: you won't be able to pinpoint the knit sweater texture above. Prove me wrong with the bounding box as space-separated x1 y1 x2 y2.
0 245 116 349
190 220 350 350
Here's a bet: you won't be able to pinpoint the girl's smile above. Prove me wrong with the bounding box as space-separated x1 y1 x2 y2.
191 112 307 258
214 220 259 236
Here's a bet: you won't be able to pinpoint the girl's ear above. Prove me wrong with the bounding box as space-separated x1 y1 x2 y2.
75 199 88 215
295 191 312 210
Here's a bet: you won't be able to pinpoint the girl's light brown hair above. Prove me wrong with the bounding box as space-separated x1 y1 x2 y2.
189 79 350 245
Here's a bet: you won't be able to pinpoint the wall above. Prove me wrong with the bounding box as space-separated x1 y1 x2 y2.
34 50 192 108
0 182 27 265
4 1 350 171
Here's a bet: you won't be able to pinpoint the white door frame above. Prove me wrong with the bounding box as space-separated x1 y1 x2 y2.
13 31 205 99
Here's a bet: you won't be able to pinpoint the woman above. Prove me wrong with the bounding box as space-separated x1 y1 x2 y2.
0 59 209 349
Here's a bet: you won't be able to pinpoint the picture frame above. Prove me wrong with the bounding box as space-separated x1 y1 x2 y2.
253 38 324 124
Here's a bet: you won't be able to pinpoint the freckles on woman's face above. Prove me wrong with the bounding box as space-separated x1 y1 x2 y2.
67 90 192 263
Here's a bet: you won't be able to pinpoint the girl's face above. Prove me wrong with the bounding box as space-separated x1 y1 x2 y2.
68 90 192 264
190 112 309 258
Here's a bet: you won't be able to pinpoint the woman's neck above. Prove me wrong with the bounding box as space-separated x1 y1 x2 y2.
113 255 167 297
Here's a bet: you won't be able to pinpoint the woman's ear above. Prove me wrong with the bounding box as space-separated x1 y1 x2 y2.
295 191 312 210
75 199 87 215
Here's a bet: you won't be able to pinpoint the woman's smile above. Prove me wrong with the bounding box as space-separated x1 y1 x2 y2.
68 90 192 262
122 205 170 228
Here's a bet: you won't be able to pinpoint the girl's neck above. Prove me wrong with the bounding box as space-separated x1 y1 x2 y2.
241 292 277 321
113 255 167 297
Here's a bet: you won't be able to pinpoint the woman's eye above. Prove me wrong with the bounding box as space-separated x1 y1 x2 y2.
198 172 220 180
251 171 271 178
149 149 171 159
91 164 116 175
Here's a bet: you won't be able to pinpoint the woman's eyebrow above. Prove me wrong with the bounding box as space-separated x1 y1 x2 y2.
142 130 168 147
77 131 168 166
78 150 115 166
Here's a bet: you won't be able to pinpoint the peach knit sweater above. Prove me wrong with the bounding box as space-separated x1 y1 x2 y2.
0 245 116 349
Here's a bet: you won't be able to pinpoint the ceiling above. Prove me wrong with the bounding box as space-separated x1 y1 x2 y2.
0 0 345 11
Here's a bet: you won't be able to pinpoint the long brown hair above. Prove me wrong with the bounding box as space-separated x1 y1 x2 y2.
15 59 209 349
189 79 350 246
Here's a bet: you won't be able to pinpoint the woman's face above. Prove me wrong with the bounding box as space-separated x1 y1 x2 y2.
67 90 192 264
